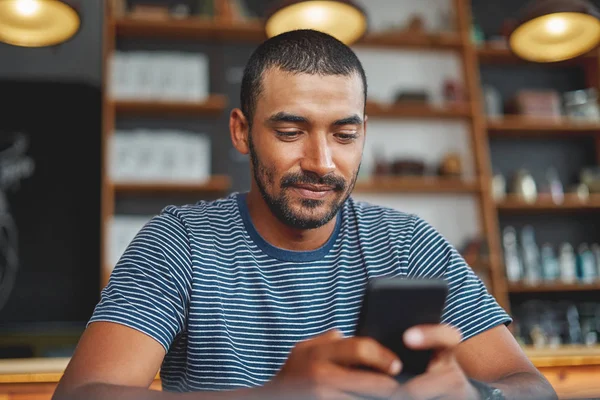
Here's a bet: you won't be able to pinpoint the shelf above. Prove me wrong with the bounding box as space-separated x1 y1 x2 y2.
367 101 471 119
114 17 266 42
113 95 228 117
508 282 600 293
497 195 600 212
115 17 463 51
353 177 480 194
487 116 600 135
477 44 596 65
113 176 231 194
358 31 462 50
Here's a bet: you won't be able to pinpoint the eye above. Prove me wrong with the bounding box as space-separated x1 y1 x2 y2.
275 130 302 140
335 133 359 143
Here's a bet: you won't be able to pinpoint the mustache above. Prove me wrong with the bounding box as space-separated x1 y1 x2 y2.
281 172 346 191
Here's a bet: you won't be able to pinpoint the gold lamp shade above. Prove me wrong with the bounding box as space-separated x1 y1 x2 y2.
265 0 368 45
0 0 80 47
509 0 600 62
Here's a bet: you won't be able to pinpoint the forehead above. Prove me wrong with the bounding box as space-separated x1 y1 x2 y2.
256 68 364 119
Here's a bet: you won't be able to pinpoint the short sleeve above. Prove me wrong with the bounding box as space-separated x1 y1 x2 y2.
407 216 512 341
88 209 192 352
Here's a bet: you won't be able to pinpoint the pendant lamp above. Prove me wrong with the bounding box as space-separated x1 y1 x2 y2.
509 0 600 62
265 0 368 45
0 0 80 47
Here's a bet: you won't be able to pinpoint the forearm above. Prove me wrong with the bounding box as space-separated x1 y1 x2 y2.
53 383 266 400
492 371 557 400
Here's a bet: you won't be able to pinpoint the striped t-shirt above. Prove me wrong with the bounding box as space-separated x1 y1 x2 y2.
89 192 511 392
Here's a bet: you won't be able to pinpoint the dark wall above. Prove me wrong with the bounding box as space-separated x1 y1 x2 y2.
0 81 102 326
0 0 104 342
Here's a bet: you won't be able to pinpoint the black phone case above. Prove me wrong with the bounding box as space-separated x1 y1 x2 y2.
354 277 448 381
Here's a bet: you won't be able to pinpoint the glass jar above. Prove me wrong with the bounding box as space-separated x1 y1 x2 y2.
564 88 600 121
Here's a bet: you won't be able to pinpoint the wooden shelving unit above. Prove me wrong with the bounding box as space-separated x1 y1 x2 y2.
354 177 479 194
366 101 471 119
115 16 462 51
101 9 236 289
508 282 600 293
487 116 600 135
473 8 600 392
113 176 231 195
496 195 600 212
114 17 266 42
114 95 228 116
358 32 462 50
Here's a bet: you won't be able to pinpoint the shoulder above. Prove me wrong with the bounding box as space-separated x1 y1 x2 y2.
345 196 416 231
160 193 239 223
153 193 240 234
129 193 240 257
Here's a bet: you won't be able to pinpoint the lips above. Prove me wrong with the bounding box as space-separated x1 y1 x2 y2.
292 184 334 200
294 184 334 192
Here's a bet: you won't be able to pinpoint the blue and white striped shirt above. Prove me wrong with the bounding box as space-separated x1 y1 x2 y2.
89 192 511 392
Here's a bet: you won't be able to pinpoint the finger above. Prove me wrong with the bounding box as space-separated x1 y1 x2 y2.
324 337 402 375
403 324 462 351
324 364 401 398
302 329 344 346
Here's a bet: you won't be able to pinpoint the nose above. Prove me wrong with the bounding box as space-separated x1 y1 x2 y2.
299 134 335 177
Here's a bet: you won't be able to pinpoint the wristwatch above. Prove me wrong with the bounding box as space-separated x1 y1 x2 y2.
468 378 505 400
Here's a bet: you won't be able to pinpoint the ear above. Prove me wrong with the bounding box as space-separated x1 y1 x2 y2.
230 108 250 155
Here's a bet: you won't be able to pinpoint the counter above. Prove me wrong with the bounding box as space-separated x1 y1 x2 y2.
0 348 599 399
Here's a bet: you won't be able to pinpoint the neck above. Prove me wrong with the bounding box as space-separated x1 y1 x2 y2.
245 187 337 252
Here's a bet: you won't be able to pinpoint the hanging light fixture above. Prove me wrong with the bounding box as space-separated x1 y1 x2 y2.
509 0 600 62
0 0 80 48
265 0 368 45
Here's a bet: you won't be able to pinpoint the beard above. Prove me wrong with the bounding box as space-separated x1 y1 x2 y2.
248 134 359 230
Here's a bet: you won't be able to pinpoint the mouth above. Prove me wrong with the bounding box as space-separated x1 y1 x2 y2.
291 184 335 200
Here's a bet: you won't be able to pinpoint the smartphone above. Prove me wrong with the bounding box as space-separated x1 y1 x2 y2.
354 277 449 381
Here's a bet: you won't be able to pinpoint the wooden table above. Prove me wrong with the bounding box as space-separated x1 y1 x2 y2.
0 349 599 399
523 346 600 399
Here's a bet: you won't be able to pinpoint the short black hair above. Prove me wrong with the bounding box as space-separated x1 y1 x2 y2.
240 29 368 128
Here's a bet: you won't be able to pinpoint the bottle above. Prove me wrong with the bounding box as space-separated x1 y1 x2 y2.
541 244 559 281
521 226 541 285
546 168 564 204
591 244 600 281
503 226 522 283
559 243 577 284
577 244 597 283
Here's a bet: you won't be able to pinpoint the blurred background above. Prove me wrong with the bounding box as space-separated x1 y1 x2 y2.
1 0 600 398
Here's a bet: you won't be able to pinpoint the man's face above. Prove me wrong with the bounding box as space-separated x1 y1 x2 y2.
248 68 366 230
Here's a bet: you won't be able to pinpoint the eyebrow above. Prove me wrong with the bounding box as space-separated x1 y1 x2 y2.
333 115 363 126
266 112 363 126
267 112 309 125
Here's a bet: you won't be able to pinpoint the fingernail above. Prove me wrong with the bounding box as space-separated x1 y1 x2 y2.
404 329 424 346
390 360 401 375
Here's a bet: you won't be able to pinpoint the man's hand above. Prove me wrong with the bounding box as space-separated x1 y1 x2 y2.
394 325 480 400
263 329 402 399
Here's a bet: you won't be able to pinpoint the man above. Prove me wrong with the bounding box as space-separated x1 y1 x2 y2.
54 30 556 400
